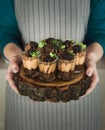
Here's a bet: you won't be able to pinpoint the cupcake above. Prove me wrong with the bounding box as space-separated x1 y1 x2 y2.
72 42 86 72
58 51 76 81
22 41 40 77
38 52 57 82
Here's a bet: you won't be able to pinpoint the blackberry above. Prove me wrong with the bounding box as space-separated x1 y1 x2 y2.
64 40 71 45
56 39 63 46
45 55 55 62
63 40 72 51
61 53 74 60
30 41 38 48
27 48 35 57
72 45 81 53
46 38 55 45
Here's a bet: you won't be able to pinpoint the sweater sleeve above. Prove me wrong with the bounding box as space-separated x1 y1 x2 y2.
85 0 105 56
0 0 23 55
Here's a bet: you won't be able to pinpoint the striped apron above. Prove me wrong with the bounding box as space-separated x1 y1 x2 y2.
5 0 101 130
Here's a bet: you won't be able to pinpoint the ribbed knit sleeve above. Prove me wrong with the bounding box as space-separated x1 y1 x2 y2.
0 0 23 55
85 0 105 56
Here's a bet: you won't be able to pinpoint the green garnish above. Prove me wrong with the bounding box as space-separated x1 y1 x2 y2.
69 50 75 56
49 52 56 58
60 45 66 49
52 39 63 46
30 51 40 57
75 41 79 45
38 41 46 48
80 43 86 50
70 39 74 43
52 39 58 44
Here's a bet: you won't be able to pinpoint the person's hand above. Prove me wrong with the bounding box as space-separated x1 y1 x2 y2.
6 56 21 94
83 42 104 96
85 59 99 96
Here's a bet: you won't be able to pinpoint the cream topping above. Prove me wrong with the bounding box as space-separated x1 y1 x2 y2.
75 52 86 65
58 60 75 72
22 56 38 70
38 62 56 74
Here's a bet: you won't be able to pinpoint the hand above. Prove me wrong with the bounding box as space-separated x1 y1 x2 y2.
85 59 99 96
6 56 21 94
83 42 103 96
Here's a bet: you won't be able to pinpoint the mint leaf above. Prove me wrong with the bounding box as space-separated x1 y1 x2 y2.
80 43 86 50
69 50 75 56
38 41 46 48
49 52 56 58
70 39 74 44
75 41 79 45
60 45 66 49
31 51 40 57
52 40 57 44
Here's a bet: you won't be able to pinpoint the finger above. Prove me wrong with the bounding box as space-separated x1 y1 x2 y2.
85 82 97 96
86 63 95 77
85 73 99 95
6 72 19 94
8 62 19 74
80 80 97 98
11 63 19 73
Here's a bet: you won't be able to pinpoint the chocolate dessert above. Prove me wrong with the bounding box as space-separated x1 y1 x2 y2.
38 52 57 82
72 42 86 72
58 51 76 81
15 38 91 102
22 41 40 77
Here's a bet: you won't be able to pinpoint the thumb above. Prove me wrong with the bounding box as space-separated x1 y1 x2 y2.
10 56 20 73
11 63 19 73
86 61 95 77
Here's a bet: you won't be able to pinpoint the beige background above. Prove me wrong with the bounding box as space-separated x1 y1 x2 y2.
0 57 105 130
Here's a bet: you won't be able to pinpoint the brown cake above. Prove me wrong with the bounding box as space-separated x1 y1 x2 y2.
14 38 91 102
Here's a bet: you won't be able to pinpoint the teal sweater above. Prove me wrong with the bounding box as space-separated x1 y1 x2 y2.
0 0 105 55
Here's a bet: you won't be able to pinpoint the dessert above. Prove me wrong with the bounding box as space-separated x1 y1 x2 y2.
72 42 86 72
22 41 40 77
58 51 76 81
15 38 91 102
38 52 57 82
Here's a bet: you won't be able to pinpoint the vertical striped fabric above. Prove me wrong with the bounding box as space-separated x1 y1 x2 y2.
5 84 101 130
15 0 90 43
5 0 101 130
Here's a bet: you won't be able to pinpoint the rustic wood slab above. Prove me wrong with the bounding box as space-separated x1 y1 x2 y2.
14 65 91 102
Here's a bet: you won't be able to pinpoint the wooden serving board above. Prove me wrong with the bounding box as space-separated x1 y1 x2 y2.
14 64 91 102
